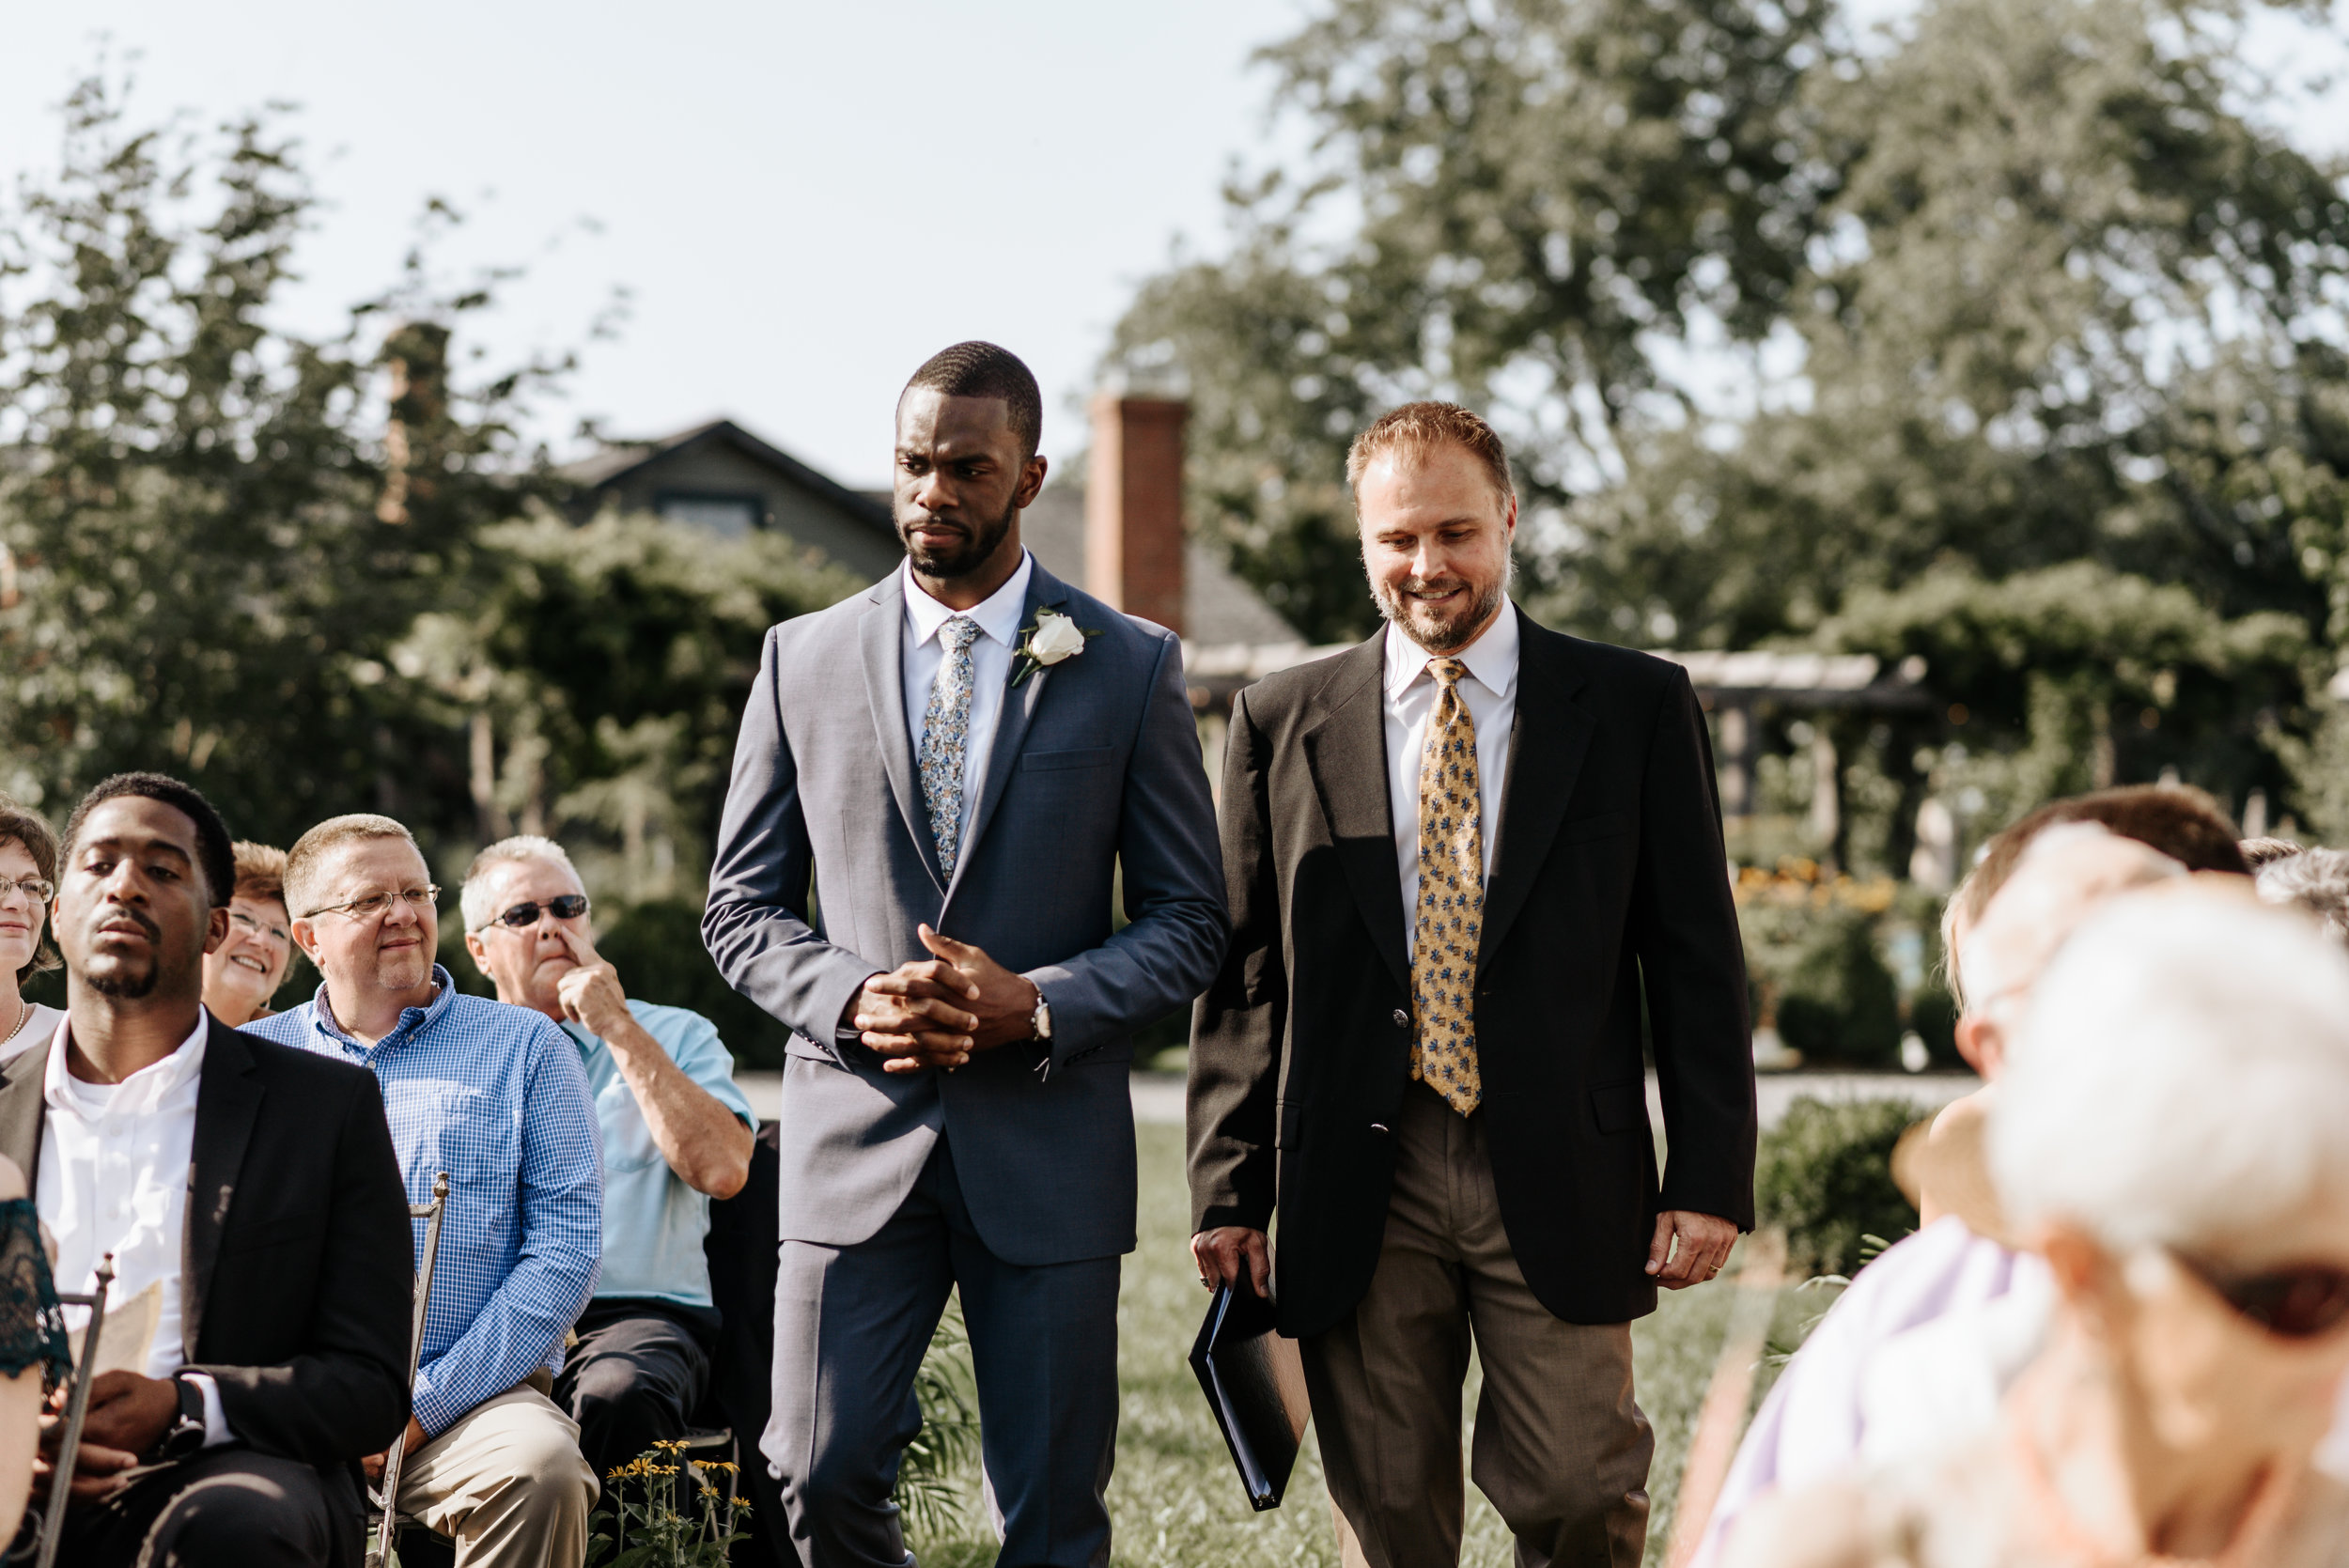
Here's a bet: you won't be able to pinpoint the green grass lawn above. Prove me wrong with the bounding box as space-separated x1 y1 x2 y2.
908 1121 1819 1567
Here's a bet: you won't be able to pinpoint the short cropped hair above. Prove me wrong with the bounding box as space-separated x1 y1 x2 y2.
65 773 235 910
230 842 288 908
1993 891 2349 1253
459 835 583 933
284 815 421 921
2256 848 2349 948
1960 784 2247 925
902 341 1042 460
0 797 61 985
1346 401 1516 507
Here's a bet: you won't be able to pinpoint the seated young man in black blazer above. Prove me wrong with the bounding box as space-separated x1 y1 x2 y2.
3 773 412 1567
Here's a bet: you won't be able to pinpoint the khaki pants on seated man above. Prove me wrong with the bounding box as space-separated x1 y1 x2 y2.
394 1377 599 1567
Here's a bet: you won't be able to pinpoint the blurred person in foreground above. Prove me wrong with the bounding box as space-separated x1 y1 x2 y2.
1691 816 2193 1566
246 814 600 1567
1727 889 2349 1567
198 841 294 1026
1189 402 1755 1567
0 799 67 1062
2258 847 2349 948
10 774 411 1565
460 834 754 1480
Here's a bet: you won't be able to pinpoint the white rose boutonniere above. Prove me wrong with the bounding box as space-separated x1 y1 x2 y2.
1010 609 1100 688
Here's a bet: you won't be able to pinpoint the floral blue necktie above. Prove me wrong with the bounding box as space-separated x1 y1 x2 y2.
918 615 984 877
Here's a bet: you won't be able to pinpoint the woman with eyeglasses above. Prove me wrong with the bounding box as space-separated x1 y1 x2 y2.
0 799 66 1062
199 841 297 1026
1726 889 2349 1568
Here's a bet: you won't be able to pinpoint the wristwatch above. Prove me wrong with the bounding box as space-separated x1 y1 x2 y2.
1029 989 1053 1044
151 1374 209 1463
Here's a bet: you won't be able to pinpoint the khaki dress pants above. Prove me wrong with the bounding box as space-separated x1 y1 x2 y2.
395 1379 600 1568
1299 1082 1654 1568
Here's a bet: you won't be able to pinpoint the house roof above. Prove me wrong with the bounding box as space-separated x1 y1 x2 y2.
559 418 895 536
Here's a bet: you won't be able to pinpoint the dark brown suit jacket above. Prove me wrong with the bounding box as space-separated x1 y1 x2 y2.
1187 610 1758 1334
0 1014 413 1467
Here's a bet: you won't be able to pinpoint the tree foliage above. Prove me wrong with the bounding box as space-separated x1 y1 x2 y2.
0 76 852 912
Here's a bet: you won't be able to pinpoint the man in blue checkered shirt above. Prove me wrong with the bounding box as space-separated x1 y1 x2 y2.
246 814 603 1568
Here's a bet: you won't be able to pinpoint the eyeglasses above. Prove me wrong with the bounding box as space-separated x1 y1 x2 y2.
476 894 590 933
228 908 292 945
0 877 54 907
2170 1249 2349 1341
302 886 440 922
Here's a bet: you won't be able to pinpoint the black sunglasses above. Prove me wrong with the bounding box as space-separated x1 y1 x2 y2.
479 894 590 932
2171 1250 2349 1341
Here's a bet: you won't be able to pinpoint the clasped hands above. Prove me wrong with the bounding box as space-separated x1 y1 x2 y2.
848 924 1040 1075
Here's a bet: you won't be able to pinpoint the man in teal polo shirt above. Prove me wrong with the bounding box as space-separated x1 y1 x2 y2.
460 836 755 1479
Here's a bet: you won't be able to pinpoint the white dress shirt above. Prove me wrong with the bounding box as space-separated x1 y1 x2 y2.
1383 607 1519 959
900 551 1034 851
39 1016 231 1442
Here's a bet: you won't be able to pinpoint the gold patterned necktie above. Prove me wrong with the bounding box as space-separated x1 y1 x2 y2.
1410 657 1484 1115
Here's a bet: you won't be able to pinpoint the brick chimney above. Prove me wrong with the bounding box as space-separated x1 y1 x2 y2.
1085 394 1188 635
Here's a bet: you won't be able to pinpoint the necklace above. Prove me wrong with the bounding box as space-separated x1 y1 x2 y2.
2009 1410 2298 1566
0 996 26 1048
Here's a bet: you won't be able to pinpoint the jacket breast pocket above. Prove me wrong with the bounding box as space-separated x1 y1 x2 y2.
1021 746 1114 772
1590 1079 1648 1136
1559 810 1632 846
219 1208 325 1258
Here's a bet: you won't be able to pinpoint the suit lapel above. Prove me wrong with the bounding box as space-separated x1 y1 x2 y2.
946 564 1073 904
182 1017 262 1362
859 574 946 897
1301 637 1412 995
1479 610 1595 974
0 1038 49 1196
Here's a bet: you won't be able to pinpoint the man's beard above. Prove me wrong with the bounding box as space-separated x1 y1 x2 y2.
1370 564 1511 655
899 493 1019 582
85 961 160 1000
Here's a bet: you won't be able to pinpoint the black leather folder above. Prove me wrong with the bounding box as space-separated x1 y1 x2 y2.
1189 1281 1311 1511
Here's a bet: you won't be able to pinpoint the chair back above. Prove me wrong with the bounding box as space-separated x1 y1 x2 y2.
33 1253 116 1568
367 1172 450 1568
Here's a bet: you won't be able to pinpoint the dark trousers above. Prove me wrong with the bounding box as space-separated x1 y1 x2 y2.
1299 1083 1653 1568
763 1135 1122 1568
555 1298 714 1480
703 1121 793 1566
55 1446 350 1567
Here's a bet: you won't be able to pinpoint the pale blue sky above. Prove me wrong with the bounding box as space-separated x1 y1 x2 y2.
7 2 2342 490
4 1 1307 488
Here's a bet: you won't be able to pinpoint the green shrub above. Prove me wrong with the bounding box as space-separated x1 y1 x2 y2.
1907 986 1965 1068
1771 913 1902 1067
1756 1095 1926 1277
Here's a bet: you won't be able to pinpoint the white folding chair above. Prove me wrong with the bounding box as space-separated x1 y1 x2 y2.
32 1251 116 1568
367 1173 449 1568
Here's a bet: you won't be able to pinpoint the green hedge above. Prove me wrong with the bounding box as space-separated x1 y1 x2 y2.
1770 912 1903 1068
1756 1094 1926 1277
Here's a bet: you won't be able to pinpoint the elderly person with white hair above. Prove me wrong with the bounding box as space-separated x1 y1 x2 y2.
1727 888 2349 1566
1689 824 2185 1564
459 834 754 1482
2259 846 2349 948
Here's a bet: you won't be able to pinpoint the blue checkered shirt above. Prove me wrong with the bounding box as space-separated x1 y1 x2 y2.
245 967 602 1435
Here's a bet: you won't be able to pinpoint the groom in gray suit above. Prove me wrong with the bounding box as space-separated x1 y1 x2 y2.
705 341 1228 1567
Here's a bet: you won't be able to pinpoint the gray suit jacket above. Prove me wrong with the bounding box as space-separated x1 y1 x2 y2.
705 560 1228 1265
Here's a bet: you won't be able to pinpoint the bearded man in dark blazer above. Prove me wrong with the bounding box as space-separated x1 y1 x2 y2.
1187 403 1757 1568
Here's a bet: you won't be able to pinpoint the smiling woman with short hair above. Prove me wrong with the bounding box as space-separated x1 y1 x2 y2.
198 841 293 1026
0 797 65 1063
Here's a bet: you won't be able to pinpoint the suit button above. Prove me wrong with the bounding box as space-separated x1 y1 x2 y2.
1392 1009 1409 1028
